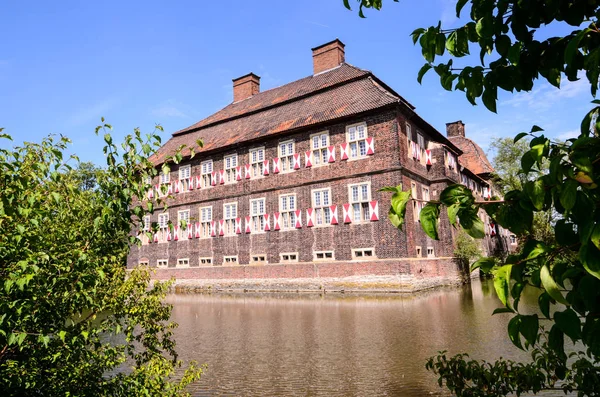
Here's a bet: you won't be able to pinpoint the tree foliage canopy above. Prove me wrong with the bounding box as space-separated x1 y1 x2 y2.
346 0 600 395
0 124 202 396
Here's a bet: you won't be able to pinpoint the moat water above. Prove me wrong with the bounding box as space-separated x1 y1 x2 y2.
168 279 550 396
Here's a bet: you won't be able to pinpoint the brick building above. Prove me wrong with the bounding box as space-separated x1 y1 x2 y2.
128 39 509 284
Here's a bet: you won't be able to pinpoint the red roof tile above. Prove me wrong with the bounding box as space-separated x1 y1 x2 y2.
449 136 494 175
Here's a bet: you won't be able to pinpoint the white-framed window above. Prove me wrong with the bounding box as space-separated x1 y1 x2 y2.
157 259 168 268
224 154 238 184
160 170 170 185
141 215 151 245
178 209 190 239
411 182 420 222
139 260 149 266
279 193 297 230
510 235 517 245
158 213 169 243
427 247 435 258
199 257 213 266
312 188 332 226
278 140 295 173
346 122 368 159
352 248 375 259
348 182 371 223
250 147 265 178
422 187 430 202
415 246 422 258
310 131 329 166
201 160 213 188
223 202 238 236
177 258 190 267
280 253 298 262
250 255 266 264
223 256 238 265
314 251 334 261
200 206 212 238
250 198 266 232
178 165 191 191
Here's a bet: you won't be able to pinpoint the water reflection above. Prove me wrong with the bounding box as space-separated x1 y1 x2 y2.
168 279 540 396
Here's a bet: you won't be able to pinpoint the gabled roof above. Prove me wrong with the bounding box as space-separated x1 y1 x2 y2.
448 135 494 176
150 63 461 165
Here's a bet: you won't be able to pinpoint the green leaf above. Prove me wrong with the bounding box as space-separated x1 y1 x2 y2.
419 203 440 240
520 314 539 346
471 257 495 273
492 307 515 315
559 179 577 210
447 203 460 226
461 214 485 239
540 265 569 305
514 132 528 143
508 315 523 350
538 292 551 318
548 325 565 357
493 265 513 308
417 64 432 84
524 179 545 210
554 308 582 343
591 224 600 251
455 0 468 17
564 28 590 66
580 243 600 280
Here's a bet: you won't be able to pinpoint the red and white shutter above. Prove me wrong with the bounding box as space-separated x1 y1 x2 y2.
327 146 336 163
425 150 432 165
167 227 172 241
195 222 201 238
235 217 242 234
196 175 202 189
210 221 216 237
167 183 173 194
339 143 349 160
343 203 352 223
411 142 417 159
153 232 159 243
416 145 422 161
490 222 497 236
245 216 251 234
147 188 154 199
174 181 181 194
187 222 193 239
211 171 217 186
235 166 242 181
294 210 302 228
219 170 225 185
188 177 194 191
263 160 270 176
245 164 251 179
273 212 281 230
306 208 314 227
330 205 338 225
272 158 280 174
366 137 375 155
263 214 270 231
304 151 313 168
293 153 301 170
369 201 379 221
219 220 225 236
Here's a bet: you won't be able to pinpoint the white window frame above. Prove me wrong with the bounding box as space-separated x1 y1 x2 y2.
201 160 213 188
415 246 422 258
200 206 212 238
177 209 190 240
223 202 238 236
158 213 169 243
249 147 265 178
157 259 168 268
279 193 297 230
422 186 430 202
223 255 238 265
178 165 191 191
224 154 238 184
352 248 375 260
140 215 151 245
177 258 190 268
312 187 332 226
199 257 213 266
278 140 295 173
346 122 368 159
310 131 329 166
280 252 299 263
313 251 335 261
348 182 371 223
160 170 170 185
411 182 419 222
250 254 267 264
250 198 266 233
139 260 149 266
427 247 435 258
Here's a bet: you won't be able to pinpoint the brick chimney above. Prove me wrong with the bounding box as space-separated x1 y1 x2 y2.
232 72 260 102
311 39 345 75
446 121 466 138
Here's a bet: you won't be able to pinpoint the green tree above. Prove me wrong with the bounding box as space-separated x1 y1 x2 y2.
346 1 600 395
0 124 202 396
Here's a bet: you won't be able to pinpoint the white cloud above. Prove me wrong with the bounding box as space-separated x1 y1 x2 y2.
67 98 118 127
555 129 579 141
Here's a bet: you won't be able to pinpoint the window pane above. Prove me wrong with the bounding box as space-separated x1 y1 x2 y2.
361 185 368 201
321 134 327 147
287 143 293 153
289 195 295 210
352 186 358 202
323 190 329 206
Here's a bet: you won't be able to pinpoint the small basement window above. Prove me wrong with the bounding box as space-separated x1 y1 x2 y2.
427 247 435 258
223 256 238 265
314 251 334 261
251 255 267 264
280 253 299 262
177 258 190 267
415 246 422 258
352 248 375 259
157 259 168 268
510 235 517 245
199 257 213 266
139 261 149 266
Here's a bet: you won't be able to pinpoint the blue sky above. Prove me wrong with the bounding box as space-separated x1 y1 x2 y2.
0 0 594 166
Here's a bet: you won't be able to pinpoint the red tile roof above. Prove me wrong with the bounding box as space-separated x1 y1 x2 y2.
449 135 494 175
